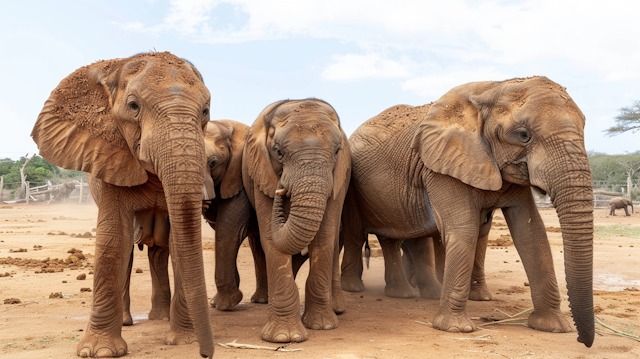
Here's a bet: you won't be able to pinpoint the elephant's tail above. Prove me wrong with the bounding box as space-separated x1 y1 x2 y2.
364 239 371 269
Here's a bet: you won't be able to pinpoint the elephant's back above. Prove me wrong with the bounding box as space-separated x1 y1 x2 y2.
350 104 430 154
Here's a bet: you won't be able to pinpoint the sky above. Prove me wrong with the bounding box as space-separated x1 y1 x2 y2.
1 0 639 160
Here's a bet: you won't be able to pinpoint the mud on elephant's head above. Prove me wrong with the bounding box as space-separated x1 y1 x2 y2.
204 120 249 199
412 76 594 347
245 99 350 255
31 52 211 187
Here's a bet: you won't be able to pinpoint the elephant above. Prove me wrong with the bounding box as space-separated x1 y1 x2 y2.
31 52 215 358
242 99 351 343
340 77 594 347
55 181 78 202
609 197 634 216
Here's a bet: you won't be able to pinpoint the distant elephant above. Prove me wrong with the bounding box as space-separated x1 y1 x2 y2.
609 197 634 216
340 77 594 347
121 119 269 325
56 181 77 202
31 52 215 358
243 99 351 343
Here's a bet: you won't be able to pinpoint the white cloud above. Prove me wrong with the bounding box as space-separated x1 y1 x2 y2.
321 53 413 81
116 0 640 86
401 67 513 99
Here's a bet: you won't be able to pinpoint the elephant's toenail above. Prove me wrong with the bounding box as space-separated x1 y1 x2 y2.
311 324 320 330
273 334 288 342
464 325 472 332
291 334 302 342
448 327 461 333
324 324 333 330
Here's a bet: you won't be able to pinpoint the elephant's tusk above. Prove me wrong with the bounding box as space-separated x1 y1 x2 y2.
275 188 286 196
301 246 309 256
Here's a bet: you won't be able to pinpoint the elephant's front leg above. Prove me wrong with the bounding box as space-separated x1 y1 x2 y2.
503 191 571 333
340 198 366 292
148 245 171 320
261 236 307 342
77 199 132 357
378 237 416 298
302 219 340 330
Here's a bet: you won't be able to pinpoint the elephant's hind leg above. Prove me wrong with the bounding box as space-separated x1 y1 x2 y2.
379 236 416 298
248 234 269 304
469 234 492 301
122 247 134 326
340 194 366 292
404 237 442 299
148 245 171 321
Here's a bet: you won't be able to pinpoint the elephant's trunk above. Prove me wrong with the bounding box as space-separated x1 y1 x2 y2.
547 155 594 348
157 118 214 358
271 158 332 255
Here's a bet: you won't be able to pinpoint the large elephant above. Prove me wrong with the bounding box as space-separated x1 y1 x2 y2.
609 197 634 216
31 52 215 358
243 99 351 343
341 77 594 347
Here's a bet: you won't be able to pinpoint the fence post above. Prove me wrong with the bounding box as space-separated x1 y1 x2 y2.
0 176 3 201
79 178 84 204
25 181 30 204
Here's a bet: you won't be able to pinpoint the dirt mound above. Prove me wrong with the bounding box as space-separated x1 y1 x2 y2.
0 248 92 273
49 292 63 299
71 232 93 238
546 226 562 232
488 234 513 247
3 298 21 304
9 248 27 253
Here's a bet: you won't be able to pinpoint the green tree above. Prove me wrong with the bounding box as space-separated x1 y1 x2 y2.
606 100 640 136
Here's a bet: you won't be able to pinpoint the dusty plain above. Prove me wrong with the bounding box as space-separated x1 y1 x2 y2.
0 203 639 358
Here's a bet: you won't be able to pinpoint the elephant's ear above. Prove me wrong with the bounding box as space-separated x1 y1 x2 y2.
217 120 250 199
31 60 148 187
411 82 502 191
332 131 351 200
244 101 286 198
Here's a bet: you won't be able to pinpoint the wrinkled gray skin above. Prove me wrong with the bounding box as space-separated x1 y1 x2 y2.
56 182 77 202
341 77 594 347
609 197 634 216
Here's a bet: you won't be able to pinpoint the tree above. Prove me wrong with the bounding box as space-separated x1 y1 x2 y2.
606 100 640 136
616 153 640 198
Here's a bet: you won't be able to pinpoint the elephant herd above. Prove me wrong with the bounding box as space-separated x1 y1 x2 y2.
30 52 595 358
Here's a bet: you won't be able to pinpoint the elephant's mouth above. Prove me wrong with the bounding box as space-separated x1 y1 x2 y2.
532 185 547 196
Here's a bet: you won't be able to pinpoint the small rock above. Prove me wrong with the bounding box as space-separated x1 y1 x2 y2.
49 292 63 299
4 298 21 304
503 261 508 263
77 273 87 280
516 260 520 263
135 268 143 274
62 280 67 283
9 248 27 253
80 287 92 292
524 282 530 287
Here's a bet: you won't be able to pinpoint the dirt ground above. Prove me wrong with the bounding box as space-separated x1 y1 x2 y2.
0 203 639 358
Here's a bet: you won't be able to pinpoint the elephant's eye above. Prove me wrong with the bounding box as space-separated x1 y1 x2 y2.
129 102 139 111
203 108 209 116
273 146 284 160
335 145 341 155
515 129 532 144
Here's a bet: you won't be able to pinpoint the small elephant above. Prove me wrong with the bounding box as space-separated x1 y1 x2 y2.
55 181 77 202
340 77 594 347
243 99 351 343
31 52 215 358
609 197 634 216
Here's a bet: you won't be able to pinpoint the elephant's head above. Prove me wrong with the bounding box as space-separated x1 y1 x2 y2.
31 52 214 357
244 99 350 255
412 76 594 347
204 120 249 199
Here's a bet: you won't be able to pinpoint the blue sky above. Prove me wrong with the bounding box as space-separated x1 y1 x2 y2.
1 0 639 160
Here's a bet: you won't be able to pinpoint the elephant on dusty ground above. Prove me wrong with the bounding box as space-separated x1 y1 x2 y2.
243 99 351 343
121 119 269 324
55 181 77 202
609 197 634 216
340 77 594 347
31 52 215 358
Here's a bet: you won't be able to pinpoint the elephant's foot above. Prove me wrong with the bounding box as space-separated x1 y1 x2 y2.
77 329 127 358
332 290 347 314
384 280 416 298
123 311 133 326
250 288 268 304
148 305 170 321
211 289 243 311
261 318 308 343
432 307 475 333
418 281 442 300
469 282 492 301
302 306 339 330
341 275 365 292
165 329 198 345
527 310 572 333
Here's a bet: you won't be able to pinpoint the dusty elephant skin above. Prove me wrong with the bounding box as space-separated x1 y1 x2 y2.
121 120 267 322
243 99 351 343
609 196 634 216
30 52 215 358
341 77 594 347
